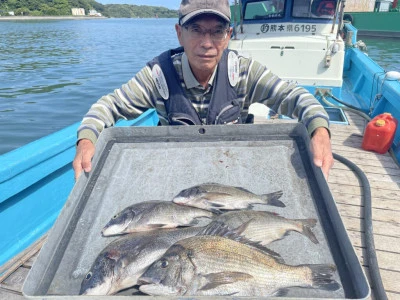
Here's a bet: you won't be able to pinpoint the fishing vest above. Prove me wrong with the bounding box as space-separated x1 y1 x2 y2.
147 47 245 125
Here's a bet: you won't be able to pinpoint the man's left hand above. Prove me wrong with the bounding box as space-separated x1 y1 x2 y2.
310 127 334 180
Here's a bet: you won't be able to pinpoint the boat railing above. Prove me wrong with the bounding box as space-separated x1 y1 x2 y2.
0 109 159 269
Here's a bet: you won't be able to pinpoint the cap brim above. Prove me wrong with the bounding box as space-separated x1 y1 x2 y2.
180 9 230 25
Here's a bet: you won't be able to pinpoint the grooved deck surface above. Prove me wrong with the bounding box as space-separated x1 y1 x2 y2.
254 111 400 299
327 112 400 300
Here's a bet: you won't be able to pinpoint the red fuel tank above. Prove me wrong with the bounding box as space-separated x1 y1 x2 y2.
362 113 398 154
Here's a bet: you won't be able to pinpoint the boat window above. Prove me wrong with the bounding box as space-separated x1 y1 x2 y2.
292 0 337 19
244 0 285 20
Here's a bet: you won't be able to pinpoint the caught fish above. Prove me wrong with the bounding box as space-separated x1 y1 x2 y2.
102 200 214 236
80 227 202 295
138 233 340 296
172 183 284 213
209 210 318 245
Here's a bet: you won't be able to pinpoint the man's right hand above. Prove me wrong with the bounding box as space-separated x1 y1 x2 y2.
73 139 95 181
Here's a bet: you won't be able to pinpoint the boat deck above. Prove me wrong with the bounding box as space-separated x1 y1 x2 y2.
255 111 400 299
327 112 400 299
0 236 45 299
1 111 399 299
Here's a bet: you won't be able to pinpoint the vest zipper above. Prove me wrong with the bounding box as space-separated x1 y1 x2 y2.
170 114 198 125
214 104 235 124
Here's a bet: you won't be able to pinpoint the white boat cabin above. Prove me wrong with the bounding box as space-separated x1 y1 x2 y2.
229 0 345 91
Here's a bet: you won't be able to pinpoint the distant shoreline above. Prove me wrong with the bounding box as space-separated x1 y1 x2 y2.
0 16 107 21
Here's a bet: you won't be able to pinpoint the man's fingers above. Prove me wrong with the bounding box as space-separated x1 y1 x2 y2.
310 127 333 180
72 153 83 181
72 155 83 180
313 156 323 168
322 166 330 180
81 153 93 173
313 151 329 179
73 139 95 181
321 158 333 180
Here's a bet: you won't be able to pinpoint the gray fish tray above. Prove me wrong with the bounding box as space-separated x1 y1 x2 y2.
23 123 370 299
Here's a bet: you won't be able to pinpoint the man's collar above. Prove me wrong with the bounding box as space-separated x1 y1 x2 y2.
182 53 217 89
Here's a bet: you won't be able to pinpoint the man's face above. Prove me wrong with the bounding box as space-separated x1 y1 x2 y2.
176 15 232 78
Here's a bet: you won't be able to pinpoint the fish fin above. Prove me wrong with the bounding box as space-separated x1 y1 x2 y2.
198 220 247 237
200 272 253 291
308 264 341 291
200 218 251 236
118 255 130 269
198 220 227 236
210 208 233 215
267 198 285 207
198 221 285 263
146 224 173 229
101 230 124 237
299 219 319 244
271 288 289 297
234 186 253 193
203 193 232 203
203 182 220 185
188 215 215 226
246 204 255 210
253 244 284 264
199 193 233 213
105 249 121 261
187 219 200 226
232 219 253 235
224 292 239 296
209 208 224 215
209 211 219 218
260 190 285 207
302 218 318 228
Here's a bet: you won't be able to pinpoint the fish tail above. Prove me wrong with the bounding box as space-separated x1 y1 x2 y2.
309 264 341 291
297 218 319 244
260 190 285 207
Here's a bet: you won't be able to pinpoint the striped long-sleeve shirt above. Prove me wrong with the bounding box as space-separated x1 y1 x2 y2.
77 51 329 145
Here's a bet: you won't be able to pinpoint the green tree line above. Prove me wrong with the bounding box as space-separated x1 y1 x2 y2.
0 0 178 18
105 4 177 18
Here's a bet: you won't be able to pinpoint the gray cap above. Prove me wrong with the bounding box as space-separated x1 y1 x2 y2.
179 0 231 25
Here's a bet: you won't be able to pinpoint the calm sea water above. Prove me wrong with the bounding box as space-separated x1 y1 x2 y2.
0 19 399 155
361 36 400 73
0 18 179 155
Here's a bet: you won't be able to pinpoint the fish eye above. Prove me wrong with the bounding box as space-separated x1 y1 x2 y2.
85 272 92 280
112 214 118 219
160 259 168 268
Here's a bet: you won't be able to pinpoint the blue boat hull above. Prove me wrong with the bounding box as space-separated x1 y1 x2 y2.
342 24 400 160
0 109 159 268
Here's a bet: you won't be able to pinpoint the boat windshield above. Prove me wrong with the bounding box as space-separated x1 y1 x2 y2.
244 0 285 20
292 0 337 19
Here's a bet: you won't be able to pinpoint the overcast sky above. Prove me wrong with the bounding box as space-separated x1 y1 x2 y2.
97 0 182 9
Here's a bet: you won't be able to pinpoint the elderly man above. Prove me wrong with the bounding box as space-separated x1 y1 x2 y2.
73 0 333 179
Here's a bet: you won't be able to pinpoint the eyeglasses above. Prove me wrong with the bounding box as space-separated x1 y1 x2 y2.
183 24 229 42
